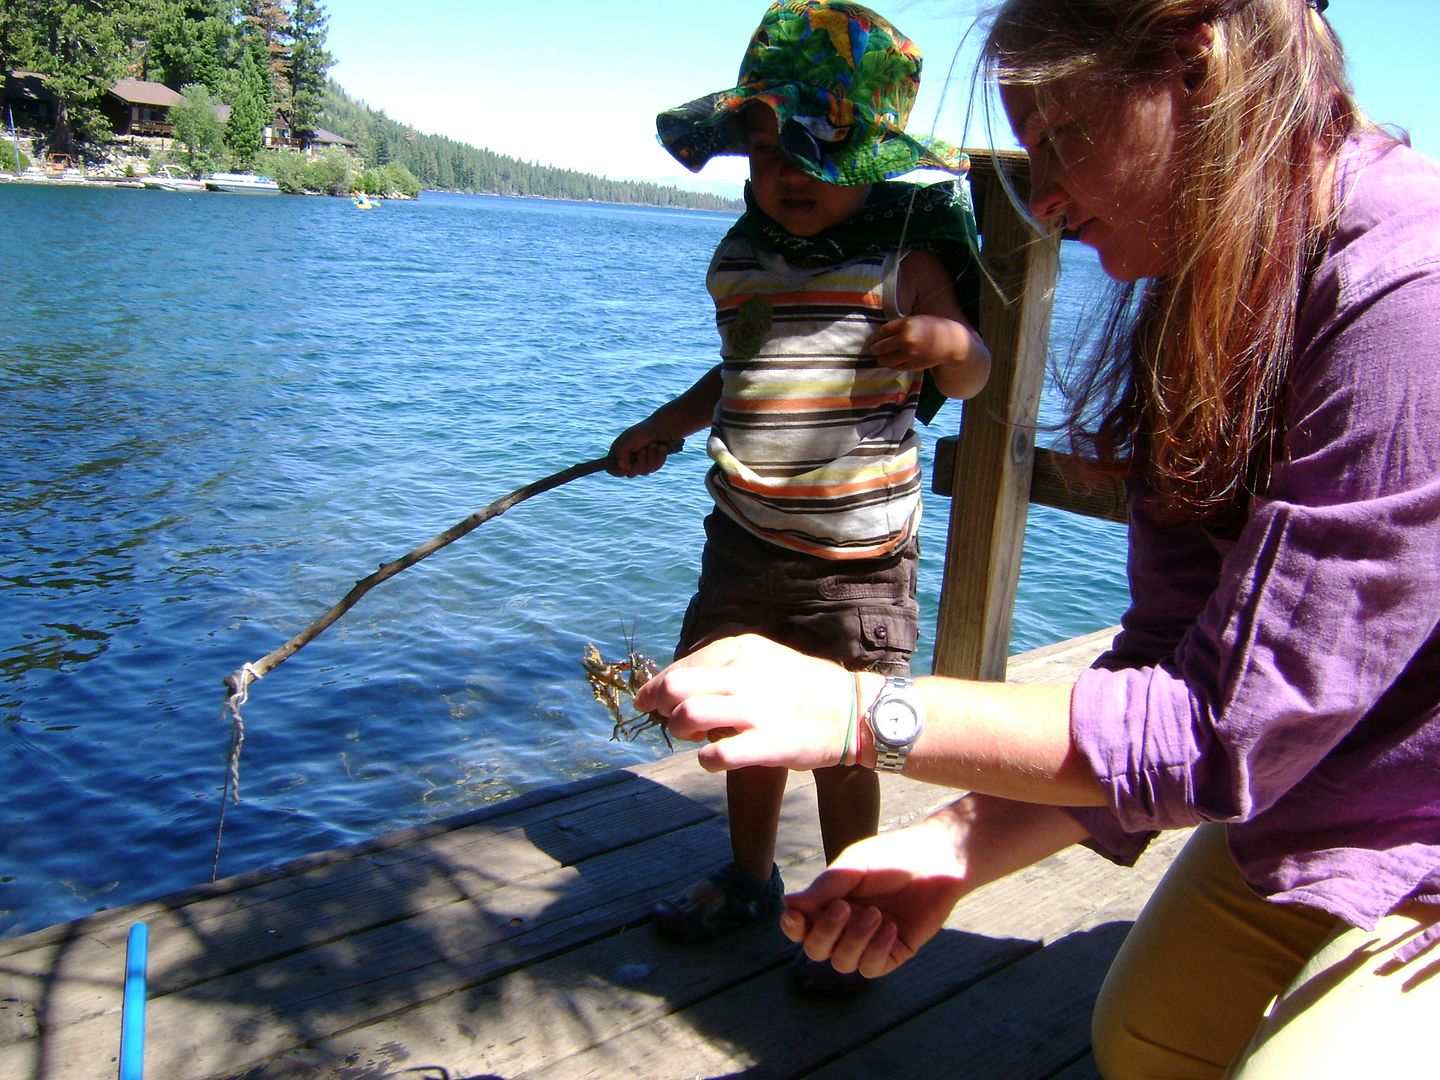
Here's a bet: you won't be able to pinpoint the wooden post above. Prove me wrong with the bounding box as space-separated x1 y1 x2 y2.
931 152 1060 680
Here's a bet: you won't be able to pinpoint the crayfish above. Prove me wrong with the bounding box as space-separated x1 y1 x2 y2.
583 641 671 748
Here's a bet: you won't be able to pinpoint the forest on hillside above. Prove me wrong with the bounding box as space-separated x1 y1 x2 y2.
0 0 740 210
319 82 740 211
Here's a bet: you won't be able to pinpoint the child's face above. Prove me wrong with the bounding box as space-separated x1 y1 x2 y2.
744 106 870 237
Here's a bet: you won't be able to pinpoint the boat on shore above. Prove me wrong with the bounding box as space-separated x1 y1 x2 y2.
204 171 280 195
143 164 207 193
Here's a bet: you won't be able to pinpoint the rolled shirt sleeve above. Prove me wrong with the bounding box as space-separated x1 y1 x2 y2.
1065 140 1440 923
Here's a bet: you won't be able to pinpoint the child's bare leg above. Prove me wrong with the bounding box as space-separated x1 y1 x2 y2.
651 762 787 941
792 763 882 992
727 765 789 882
813 762 880 863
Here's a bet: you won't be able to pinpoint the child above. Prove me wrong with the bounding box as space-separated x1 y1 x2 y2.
609 0 990 990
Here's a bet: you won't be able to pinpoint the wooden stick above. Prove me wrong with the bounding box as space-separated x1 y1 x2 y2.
222 444 679 697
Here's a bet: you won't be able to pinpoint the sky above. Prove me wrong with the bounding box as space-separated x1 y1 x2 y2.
327 0 1439 197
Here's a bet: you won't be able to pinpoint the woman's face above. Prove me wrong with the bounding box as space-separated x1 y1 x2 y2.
1002 75 1188 281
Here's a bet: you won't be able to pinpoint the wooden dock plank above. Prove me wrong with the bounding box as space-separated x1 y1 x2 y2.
810 923 1129 1080
0 626 1183 1080
512 834 1182 1080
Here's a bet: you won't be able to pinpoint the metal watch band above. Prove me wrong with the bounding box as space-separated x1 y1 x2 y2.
869 675 918 773
874 744 910 772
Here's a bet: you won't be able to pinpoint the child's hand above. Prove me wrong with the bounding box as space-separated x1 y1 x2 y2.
867 312 991 401
882 250 992 401
607 423 675 477
866 315 968 372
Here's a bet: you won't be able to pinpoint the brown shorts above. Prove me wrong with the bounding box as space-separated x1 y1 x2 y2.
675 511 919 674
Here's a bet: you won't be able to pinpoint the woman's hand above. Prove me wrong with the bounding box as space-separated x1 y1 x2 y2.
781 813 971 979
633 634 855 772
781 796 1092 980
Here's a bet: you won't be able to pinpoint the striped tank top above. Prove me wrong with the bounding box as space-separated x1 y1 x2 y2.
704 235 923 560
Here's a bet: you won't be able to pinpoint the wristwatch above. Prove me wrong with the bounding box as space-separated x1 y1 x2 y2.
865 676 924 773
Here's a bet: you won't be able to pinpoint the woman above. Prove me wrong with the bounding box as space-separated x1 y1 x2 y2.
634 0 1440 1075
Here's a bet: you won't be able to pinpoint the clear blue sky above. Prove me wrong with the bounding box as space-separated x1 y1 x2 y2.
328 0 1438 196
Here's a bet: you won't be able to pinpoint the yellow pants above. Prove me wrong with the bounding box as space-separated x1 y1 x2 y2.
1092 824 1440 1079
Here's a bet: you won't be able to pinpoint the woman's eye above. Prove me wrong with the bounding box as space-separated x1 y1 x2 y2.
1021 123 1062 155
1039 125 1085 161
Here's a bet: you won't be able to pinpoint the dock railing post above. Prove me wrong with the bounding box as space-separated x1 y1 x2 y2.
931 151 1059 681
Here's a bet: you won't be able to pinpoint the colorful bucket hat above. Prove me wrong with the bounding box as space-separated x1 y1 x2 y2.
657 0 967 186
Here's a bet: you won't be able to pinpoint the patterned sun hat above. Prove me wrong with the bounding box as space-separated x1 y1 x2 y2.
657 0 968 186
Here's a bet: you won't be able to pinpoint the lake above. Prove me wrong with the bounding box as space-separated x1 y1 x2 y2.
0 182 1128 936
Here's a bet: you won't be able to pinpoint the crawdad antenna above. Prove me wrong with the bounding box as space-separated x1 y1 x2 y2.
210 441 683 880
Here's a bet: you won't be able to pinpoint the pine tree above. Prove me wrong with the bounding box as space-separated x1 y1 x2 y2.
140 0 236 93
238 0 291 108
0 0 42 76
14 0 141 157
286 0 332 135
224 36 270 166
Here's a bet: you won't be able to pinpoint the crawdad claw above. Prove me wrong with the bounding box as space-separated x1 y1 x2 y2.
583 641 671 749
583 642 625 714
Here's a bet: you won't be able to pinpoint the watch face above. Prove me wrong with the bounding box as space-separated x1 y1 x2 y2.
874 697 921 745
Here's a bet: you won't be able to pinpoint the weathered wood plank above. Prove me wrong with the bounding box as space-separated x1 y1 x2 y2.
0 769 742 1079
0 627 1165 1080
932 151 1061 681
934 443 1130 526
0 761 721 1036
809 922 1130 1080
508 834 1184 1080
1005 626 1119 686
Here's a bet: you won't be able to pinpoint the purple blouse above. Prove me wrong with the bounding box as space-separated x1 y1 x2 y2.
1067 136 1440 937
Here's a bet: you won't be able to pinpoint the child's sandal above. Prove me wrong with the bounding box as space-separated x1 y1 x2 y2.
651 861 783 942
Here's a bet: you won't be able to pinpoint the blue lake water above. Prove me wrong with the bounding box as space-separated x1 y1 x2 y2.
0 182 1128 936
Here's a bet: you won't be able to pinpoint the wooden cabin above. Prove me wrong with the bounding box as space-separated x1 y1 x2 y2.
102 80 185 138
2 71 59 132
263 113 358 157
0 154 1166 1080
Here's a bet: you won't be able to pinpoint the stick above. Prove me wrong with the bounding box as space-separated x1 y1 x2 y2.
210 442 682 880
223 447 677 696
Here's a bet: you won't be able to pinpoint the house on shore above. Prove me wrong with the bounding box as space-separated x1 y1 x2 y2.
265 113 356 157
102 78 184 137
2 71 58 130
7 72 358 164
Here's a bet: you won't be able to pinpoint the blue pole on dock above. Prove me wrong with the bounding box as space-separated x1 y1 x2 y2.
119 922 149 1080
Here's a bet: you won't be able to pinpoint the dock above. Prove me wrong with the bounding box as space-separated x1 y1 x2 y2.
1 152 1172 1077
0 627 1185 1079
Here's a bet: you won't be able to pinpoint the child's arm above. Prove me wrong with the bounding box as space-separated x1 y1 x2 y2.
607 364 723 477
868 249 991 401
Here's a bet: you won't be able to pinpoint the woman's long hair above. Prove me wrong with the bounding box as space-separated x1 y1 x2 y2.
982 0 1379 522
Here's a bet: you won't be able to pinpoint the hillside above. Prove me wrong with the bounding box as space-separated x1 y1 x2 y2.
321 82 741 212
0 0 740 212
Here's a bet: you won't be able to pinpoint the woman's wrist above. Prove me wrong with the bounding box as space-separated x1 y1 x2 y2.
851 670 886 769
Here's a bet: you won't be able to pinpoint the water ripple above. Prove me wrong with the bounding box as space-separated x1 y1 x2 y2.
0 184 1126 935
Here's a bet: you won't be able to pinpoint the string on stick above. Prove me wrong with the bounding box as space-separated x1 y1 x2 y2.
211 442 681 879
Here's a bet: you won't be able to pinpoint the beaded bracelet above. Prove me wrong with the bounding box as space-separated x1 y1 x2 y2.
838 670 859 767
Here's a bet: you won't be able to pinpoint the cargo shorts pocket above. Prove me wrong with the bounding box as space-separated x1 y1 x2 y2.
846 601 917 675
